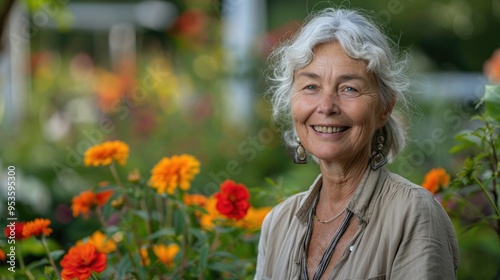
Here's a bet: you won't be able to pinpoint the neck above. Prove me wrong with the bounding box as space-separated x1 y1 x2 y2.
317 152 370 205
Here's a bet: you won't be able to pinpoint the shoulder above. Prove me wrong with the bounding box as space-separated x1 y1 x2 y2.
383 171 436 203
379 170 451 224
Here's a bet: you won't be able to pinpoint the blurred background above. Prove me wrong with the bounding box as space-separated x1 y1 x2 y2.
0 0 499 278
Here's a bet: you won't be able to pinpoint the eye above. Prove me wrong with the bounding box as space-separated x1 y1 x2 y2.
339 86 360 97
343 86 357 92
303 84 320 92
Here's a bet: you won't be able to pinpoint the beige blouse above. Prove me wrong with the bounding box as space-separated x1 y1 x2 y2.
255 167 459 280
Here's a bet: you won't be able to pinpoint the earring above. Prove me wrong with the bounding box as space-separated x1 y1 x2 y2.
370 131 387 170
294 139 307 164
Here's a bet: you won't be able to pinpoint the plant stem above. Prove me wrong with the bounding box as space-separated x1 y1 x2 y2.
450 190 492 225
165 197 173 228
474 176 500 218
95 207 108 228
41 235 61 278
18 247 36 280
178 204 191 278
486 121 499 235
110 163 124 189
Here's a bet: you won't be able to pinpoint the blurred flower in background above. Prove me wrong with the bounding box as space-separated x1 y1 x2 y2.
421 167 451 194
483 49 500 83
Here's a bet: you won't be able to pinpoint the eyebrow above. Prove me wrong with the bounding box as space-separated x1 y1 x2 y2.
295 71 369 83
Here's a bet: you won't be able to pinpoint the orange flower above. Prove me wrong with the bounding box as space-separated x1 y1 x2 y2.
71 190 114 218
184 193 208 217
422 168 450 194
484 48 500 83
149 154 200 195
22 218 52 238
200 196 226 230
77 231 116 254
0 248 5 261
140 247 150 266
61 243 107 280
235 206 272 231
183 193 207 207
84 140 129 167
152 243 179 267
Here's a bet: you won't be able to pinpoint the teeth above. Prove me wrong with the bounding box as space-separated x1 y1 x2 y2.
313 126 347 133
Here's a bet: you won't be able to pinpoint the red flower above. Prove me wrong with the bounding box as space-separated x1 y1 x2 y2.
214 180 250 220
3 222 27 240
60 243 107 280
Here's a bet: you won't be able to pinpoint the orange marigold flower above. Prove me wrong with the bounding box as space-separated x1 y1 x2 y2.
84 140 129 167
0 248 6 261
77 231 116 254
200 196 226 230
22 218 52 238
184 193 208 217
422 168 450 194
152 243 179 267
71 190 114 218
183 193 207 207
235 206 272 231
140 247 150 266
150 154 200 195
484 48 500 83
214 180 250 220
61 243 107 280
4 222 27 240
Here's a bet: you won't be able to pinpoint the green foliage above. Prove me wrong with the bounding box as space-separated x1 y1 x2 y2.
445 84 500 278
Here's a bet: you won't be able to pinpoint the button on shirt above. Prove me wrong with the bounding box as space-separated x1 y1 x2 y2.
255 167 459 280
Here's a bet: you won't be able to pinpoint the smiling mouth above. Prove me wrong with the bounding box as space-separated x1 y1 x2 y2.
312 125 349 134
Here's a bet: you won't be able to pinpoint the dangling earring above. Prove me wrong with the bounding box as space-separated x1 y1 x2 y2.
294 139 307 164
370 131 387 170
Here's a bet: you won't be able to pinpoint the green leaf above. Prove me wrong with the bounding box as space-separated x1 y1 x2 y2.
115 254 133 279
49 250 65 261
189 228 209 244
450 131 482 154
483 85 500 123
207 262 237 274
144 228 175 241
130 209 150 220
26 258 49 271
195 245 209 275
173 210 186 235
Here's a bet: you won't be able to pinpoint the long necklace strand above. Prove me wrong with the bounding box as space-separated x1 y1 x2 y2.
301 193 354 280
314 209 346 224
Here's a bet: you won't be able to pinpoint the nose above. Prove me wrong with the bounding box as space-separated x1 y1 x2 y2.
316 91 340 116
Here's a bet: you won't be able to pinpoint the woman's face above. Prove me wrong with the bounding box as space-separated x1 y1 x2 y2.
291 42 390 164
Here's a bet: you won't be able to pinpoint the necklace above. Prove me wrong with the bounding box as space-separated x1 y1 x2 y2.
314 209 346 224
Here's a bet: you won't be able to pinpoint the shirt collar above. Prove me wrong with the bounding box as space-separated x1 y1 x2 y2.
295 166 387 225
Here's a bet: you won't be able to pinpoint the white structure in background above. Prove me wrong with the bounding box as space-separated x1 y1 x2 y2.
0 2 29 133
222 0 266 129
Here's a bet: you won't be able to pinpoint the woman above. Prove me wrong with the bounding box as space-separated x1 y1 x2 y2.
255 8 459 280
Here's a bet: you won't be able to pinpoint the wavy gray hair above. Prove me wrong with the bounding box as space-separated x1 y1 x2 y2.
267 8 410 161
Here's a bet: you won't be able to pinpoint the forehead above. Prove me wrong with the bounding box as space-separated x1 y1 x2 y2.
298 42 369 76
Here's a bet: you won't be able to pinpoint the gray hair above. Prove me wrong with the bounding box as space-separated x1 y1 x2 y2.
267 8 410 161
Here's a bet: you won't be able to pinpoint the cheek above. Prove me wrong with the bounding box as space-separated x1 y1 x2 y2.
291 95 309 123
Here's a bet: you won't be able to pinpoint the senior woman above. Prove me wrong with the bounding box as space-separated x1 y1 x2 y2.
255 8 459 280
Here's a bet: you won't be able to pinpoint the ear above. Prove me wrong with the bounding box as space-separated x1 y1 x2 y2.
378 97 395 128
